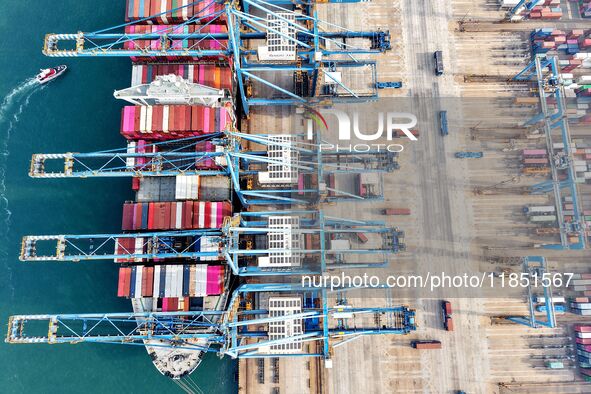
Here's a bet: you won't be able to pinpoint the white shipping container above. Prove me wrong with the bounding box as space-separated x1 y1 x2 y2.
162 105 169 133
572 303 591 310
165 267 173 297
573 279 591 285
188 65 195 82
175 175 186 200
530 215 557 222
134 237 143 263
176 203 183 229
198 202 206 228
146 106 153 133
126 142 136 168
182 0 189 21
160 0 169 24
577 332 591 338
527 206 555 214
153 265 161 298
134 266 143 299
536 296 565 304
191 176 200 199
195 265 207 296
177 265 184 298
140 106 147 133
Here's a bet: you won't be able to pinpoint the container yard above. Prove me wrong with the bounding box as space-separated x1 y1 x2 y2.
5 0 591 393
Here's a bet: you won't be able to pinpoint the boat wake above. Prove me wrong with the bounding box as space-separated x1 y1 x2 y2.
0 77 44 236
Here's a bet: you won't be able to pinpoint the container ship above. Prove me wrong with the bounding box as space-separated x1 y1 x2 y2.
114 0 237 378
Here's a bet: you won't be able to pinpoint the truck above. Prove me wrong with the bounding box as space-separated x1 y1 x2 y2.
442 300 453 331
434 51 444 76
383 208 411 215
376 81 402 89
455 152 483 159
439 111 448 136
411 340 442 349
523 205 555 215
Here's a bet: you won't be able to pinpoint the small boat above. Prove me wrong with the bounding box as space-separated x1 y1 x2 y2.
36 65 67 84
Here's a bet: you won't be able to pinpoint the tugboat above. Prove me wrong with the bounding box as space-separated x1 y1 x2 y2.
36 65 67 84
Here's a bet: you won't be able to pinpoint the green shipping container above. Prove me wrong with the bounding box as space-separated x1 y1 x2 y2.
546 361 564 369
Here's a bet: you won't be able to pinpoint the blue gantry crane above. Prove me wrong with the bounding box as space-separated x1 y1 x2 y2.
6 284 416 363
42 0 392 115
19 209 405 277
507 256 557 329
28 130 398 206
223 210 405 276
513 54 585 250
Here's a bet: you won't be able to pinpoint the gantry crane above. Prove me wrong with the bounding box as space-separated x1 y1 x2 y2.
6 283 416 364
28 131 398 206
42 0 392 115
507 256 557 328
19 210 404 277
513 54 585 250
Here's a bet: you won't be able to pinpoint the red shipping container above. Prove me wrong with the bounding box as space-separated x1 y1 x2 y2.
148 202 156 229
185 105 192 132
143 0 151 21
145 267 154 297
575 324 591 333
183 201 193 229
171 202 177 230
117 268 127 297
132 177 140 191
577 337 591 344
163 202 172 229
122 203 134 231
134 203 144 230
192 202 201 229
123 266 132 296
151 0 160 23
169 105 176 132
192 106 204 131
178 105 186 131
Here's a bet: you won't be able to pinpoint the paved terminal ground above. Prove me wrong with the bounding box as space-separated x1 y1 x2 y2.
239 0 591 393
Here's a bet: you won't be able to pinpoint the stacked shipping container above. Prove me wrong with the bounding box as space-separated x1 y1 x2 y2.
117 264 225 298
131 64 233 90
125 0 226 24
574 324 591 380
531 28 591 56
580 0 591 18
501 0 562 20
120 105 231 139
121 200 232 230
119 0 233 315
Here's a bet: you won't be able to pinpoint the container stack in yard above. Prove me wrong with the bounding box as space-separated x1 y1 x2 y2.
574 324 591 380
500 0 563 20
579 1 591 18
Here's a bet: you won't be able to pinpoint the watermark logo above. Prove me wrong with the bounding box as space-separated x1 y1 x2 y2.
305 109 418 152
